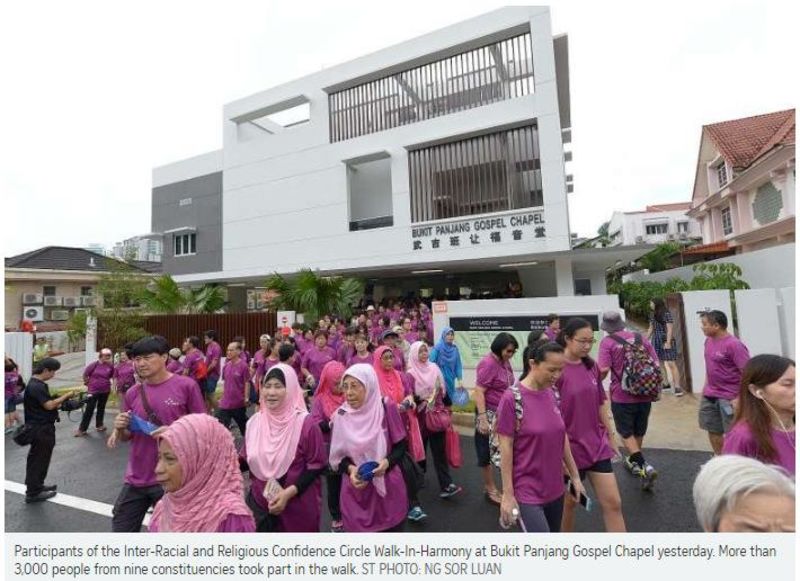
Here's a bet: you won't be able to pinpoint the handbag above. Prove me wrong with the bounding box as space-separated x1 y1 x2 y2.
444 425 462 468
424 379 451 433
12 423 35 446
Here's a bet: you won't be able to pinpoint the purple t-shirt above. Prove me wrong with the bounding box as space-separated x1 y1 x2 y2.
336 400 408 532
476 354 515 411
244 415 326 532
543 327 558 341
122 375 207 487
496 384 565 505
182 349 204 381
149 512 255 532
302 347 336 386
165 359 183 374
84 361 114 394
205 341 222 378
220 358 249 410
723 421 795 476
554 360 614 469
347 352 374 367
704 335 751 400
5 371 19 397
337 343 355 365
597 331 660 404
113 361 137 391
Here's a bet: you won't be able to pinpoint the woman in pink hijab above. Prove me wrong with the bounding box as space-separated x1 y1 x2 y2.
150 413 254 532
329 364 408 532
310 360 347 531
241 364 326 532
407 341 462 499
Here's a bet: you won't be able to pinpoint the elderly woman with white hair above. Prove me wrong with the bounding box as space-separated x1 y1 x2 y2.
693 455 795 532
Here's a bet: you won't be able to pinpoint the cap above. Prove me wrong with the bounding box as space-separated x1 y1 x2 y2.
366 305 375 311
381 329 399 341
600 311 626 333
168 348 182 359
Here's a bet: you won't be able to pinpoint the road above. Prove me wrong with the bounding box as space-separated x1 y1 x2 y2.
5 408 710 533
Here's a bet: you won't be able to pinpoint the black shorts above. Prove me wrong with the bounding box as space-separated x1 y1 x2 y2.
611 402 652 439
563 458 614 482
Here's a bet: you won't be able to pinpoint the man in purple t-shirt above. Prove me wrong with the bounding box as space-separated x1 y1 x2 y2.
698 310 751 454
204 330 223 412
215 342 251 436
540 313 561 342
109 335 206 532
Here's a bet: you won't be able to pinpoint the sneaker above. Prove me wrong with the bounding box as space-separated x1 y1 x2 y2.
674 389 685 397
407 506 427 522
623 456 639 475
439 484 463 499
641 464 658 491
25 490 57 503
42 484 57 492
330 520 344 532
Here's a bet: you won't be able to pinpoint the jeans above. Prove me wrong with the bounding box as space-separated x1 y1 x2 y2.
215 406 248 436
78 392 109 432
25 424 56 496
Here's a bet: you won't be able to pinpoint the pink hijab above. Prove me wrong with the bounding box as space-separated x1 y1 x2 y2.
329 364 389 496
245 363 307 481
373 345 405 404
150 414 253 532
316 360 346 419
406 341 444 400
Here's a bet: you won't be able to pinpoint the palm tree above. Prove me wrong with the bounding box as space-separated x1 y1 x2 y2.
186 284 227 314
138 275 227 314
264 269 363 322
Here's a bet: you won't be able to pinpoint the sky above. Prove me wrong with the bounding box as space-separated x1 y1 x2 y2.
1 0 797 258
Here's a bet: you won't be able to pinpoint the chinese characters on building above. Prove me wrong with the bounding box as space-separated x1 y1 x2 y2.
410 211 546 251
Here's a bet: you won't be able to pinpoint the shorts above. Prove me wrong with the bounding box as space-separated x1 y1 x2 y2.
566 458 614 482
654 346 677 362
611 402 652 439
5 394 18 414
474 411 492 467
698 396 735 434
204 375 220 394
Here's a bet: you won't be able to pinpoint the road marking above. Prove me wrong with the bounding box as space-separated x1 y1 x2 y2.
5 480 151 526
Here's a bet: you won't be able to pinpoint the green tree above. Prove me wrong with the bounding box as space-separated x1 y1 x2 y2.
637 242 682 273
596 221 611 247
264 269 364 322
93 259 150 349
138 275 227 314
689 263 749 291
186 284 227 314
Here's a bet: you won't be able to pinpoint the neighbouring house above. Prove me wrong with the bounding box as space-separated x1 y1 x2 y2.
111 233 164 262
4 246 160 331
606 203 702 247
687 109 795 255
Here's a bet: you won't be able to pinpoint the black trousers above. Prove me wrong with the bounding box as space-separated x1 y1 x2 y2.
418 430 453 491
111 484 164 532
25 424 56 496
78 392 109 432
215 406 248 436
326 472 342 521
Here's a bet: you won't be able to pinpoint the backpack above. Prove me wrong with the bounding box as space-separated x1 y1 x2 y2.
608 333 662 398
193 358 208 381
489 383 523 468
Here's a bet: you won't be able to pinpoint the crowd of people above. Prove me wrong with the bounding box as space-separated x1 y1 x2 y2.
7 299 795 533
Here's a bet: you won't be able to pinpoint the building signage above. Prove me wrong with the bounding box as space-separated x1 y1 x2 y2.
410 210 545 251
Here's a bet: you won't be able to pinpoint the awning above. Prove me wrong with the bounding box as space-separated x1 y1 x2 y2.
681 241 730 255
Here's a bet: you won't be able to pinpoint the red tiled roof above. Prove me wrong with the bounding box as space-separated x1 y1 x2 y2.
681 241 731 255
704 109 795 170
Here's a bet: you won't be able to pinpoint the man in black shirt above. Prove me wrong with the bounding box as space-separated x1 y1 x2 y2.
23 358 78 503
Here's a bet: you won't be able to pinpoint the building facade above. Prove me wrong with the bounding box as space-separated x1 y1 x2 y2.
151 8 646 303
112 234 164 263
688 109 795 254
606 203 701 247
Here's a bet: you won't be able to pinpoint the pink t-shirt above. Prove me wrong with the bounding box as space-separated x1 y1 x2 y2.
476 354 515 411
122 375 207 487
302 347 336 385
165 359 183 374
347 353 374 367
496 384 565 505
723 421 795 476
114 361 137 390
597 331 660 404
554 360 614 469
703 335 750 400
84 361 114 394
220 358 249 410
205 341 222 377
182 349 204 381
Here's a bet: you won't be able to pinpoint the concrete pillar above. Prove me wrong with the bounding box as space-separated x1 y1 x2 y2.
555 257 574 296
589 270 608 295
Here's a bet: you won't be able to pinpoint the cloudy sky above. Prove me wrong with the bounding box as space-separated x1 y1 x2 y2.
1 0 796 258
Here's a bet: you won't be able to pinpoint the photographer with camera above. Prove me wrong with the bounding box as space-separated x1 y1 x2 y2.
21 358 79 503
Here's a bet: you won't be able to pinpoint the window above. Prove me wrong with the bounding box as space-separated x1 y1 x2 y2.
42 286 56 297
574 279 592 296
174 233 197 257
717 163 728 188
329 32 535 142
677 221 689 233
752 181 783 225
409 124 542 222
721 206 733 236
645 223 668 235
348 156 394 231
80 286 93 296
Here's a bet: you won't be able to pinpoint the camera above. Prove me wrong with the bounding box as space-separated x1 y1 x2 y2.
60 392 91 412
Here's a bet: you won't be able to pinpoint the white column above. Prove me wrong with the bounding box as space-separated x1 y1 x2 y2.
85 315 97 368
554 257 574 296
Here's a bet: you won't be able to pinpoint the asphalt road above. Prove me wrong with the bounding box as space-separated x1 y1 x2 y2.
5 409 711 533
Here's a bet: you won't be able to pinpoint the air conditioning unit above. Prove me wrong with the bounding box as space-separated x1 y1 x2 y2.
74 308 90 316
635 236 644 244
50 310 70 321
22 306 44 322
23 293 43 305
63 297 81 307
81 296 97 307
44 296 62 307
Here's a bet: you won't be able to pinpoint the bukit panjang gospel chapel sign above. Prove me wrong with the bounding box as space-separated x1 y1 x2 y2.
410 210 545 251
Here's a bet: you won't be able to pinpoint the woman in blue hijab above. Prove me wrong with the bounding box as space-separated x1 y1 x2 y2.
429 327 463 401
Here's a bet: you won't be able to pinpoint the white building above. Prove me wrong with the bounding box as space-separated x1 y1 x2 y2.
112 234 163 262
607 203 701 246
151 7 648 305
